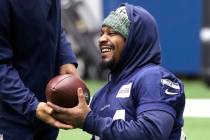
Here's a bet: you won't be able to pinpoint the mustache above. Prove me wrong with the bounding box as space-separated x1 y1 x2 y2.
99 42 115 50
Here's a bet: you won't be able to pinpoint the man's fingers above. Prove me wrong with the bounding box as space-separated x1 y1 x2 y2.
47 102 69 113
46 115 73 129
52 120 73 130
45 105 53 114
36 102 74 130
77 88 87 106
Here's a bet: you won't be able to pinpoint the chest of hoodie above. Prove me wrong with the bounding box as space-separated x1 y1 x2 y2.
91 75 140 121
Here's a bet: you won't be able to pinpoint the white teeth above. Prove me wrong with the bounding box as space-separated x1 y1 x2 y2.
101 48 111 53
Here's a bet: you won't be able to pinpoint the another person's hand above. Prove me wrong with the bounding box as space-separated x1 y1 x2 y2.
36 102 72 129
59 63 79 77
47 88 91 129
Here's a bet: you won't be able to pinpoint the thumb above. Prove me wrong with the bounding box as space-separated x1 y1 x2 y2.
77 88 87 106
42 103 53 114
36 102 53 117
45 105 53 114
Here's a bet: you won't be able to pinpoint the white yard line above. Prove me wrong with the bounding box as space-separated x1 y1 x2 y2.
184 99 210 118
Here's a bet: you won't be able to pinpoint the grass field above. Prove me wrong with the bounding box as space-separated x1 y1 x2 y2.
57 79 210 140
184 118 210 140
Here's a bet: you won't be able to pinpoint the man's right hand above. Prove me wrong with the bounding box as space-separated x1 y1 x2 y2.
36 102 72 129
47 88 91 129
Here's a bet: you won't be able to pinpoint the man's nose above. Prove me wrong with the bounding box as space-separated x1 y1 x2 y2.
99 34 108 43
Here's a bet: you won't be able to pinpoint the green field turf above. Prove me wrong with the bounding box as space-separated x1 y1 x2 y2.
184 117 210 140
183 79 210 99
57 79 210 140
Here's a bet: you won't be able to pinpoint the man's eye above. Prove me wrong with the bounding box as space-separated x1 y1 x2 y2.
108 32 117 36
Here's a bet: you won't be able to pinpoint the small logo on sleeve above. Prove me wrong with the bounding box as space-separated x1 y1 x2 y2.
165 89 179 95
161 79 180 95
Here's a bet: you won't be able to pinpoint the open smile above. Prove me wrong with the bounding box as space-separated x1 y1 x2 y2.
101 47 112 53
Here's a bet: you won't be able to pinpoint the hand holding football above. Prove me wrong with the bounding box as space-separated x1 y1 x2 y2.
45 74 90 108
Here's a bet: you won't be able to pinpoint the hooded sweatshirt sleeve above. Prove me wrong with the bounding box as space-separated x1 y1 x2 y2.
84 110 174 140
0 0 39 122
58 28 77 67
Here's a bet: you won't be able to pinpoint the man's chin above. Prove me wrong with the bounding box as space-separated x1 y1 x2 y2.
100 60 113 70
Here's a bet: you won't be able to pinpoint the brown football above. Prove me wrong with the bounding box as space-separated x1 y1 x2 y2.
45 74 90 108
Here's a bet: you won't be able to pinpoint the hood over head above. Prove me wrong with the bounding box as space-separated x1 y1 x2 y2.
110 3 162 79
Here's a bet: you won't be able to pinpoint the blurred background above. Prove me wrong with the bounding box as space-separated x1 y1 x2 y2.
59 0 210 139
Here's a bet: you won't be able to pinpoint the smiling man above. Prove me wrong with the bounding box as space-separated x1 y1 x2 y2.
48 3 186 140
99 27 126 71
99 6 129 72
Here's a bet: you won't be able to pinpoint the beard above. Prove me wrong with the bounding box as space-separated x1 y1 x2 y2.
99 43 116 70
100 58 115 70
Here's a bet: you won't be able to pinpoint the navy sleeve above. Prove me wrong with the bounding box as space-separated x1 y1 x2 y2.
84 110 174 140
58 28 78 67
0 0 39 121
134 68 185 118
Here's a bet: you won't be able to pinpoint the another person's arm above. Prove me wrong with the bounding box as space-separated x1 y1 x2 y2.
0 0 39 122
58 28 78 76
0 1 70 129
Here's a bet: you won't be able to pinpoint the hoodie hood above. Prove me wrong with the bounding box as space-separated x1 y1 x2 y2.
111 3 161 80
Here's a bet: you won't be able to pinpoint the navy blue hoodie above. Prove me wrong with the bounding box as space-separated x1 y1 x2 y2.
0 0 77 128
83 3 185 140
